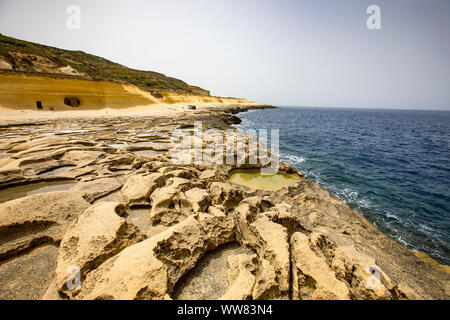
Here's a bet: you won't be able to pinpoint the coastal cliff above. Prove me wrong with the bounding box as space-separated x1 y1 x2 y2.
0 71 255 111
0 105 448 300
0 34 256 112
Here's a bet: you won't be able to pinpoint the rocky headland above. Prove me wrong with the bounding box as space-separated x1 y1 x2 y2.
0 104 448 300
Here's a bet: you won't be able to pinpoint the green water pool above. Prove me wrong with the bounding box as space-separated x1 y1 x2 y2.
229 169 300 191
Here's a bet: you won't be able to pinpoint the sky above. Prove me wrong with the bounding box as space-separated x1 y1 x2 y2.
0 0 449 109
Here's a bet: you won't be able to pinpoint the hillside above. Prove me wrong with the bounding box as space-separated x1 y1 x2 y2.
0 34 210 96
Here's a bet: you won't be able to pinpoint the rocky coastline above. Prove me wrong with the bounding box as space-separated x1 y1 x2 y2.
0 104 448 300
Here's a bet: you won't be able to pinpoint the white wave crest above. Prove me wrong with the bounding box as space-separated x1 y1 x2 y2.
282 154 306 165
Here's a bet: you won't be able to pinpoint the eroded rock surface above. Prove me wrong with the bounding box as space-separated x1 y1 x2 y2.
0 106 448 300
55 202 144 296
0 191 90 262
173 243 253 300
74 213 233 300
119 173 164 206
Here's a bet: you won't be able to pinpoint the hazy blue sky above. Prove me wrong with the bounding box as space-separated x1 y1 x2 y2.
0 0 449 109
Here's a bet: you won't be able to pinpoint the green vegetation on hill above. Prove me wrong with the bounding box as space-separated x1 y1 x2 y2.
0 34 209 96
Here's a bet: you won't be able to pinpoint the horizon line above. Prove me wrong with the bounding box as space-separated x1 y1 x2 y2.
275 105 450 111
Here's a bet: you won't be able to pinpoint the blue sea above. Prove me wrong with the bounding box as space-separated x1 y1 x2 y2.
235 107 450 265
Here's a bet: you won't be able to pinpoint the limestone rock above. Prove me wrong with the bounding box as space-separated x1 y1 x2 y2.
209 182 244 210
331 245 393 300
0 191 90 262
140 160 168 173
248 217 290 293
152 216 208 291
290 232 350 300
160 167 199 180
233 196 273 248
391 282 423 300
61 150 102 167
165 176 204 191
233 197 290 298
220 254 257 300
75 216 211 300
75 239 170 300
71 177 122 203
199 168 217 180
185 188 210 213
252 257 281 300
208 205 226 217
150 185 193 226
119 173 165 206
9 136 69 153
290 230 397 300
148 177 206 225
55 202 144 296
97 153 135 167
0 160 25 187
0 107 447 301
272 202 302 235
197 212 235 251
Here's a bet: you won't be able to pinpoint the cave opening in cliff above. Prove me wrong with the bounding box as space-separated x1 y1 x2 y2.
64 97 80 107
36 101 42 110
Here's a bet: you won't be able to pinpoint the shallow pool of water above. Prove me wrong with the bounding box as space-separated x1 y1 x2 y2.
229 169 301 191
0 180 77 204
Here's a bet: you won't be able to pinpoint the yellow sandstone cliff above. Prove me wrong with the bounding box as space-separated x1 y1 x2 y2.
0 72 254 112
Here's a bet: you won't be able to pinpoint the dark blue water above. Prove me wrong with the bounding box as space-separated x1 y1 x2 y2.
236 107 450 265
